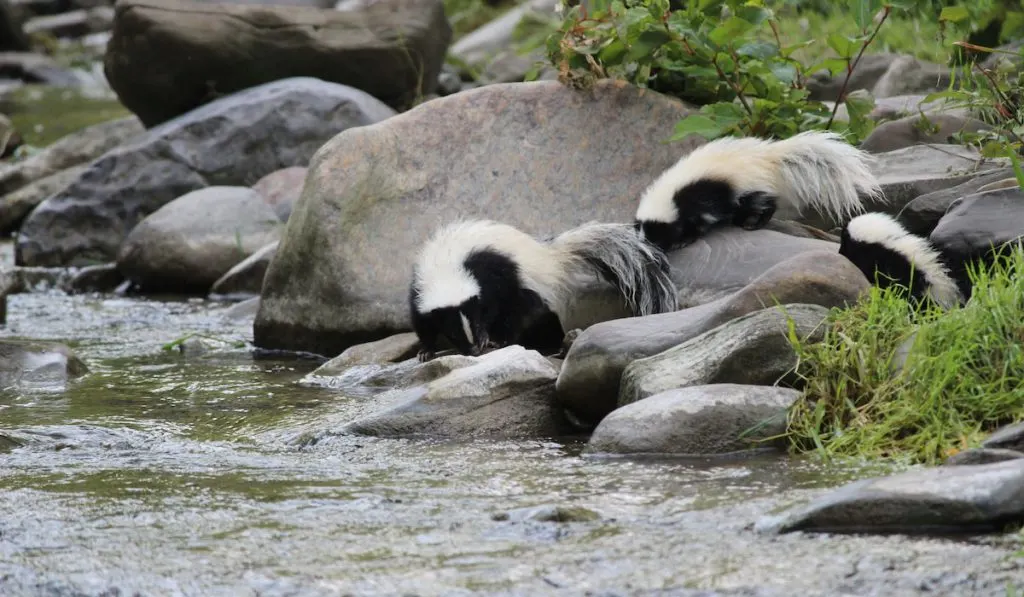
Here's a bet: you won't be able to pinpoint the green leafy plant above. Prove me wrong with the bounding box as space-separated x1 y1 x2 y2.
541 0 932 144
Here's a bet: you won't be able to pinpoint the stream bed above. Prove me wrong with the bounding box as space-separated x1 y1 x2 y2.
0 289 1022 596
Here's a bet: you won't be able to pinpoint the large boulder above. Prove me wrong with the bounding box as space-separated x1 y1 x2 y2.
117 187 282 293
254 80 702 357
103 0 451 126
15 78 396 267
898 167 1014 236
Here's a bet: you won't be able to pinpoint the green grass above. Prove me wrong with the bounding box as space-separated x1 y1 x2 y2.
784 245 1024 465
444 0 519 41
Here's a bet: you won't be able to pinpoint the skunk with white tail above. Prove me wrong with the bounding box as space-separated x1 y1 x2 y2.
634 130 884 252
409 219 679 361
839 212 963 309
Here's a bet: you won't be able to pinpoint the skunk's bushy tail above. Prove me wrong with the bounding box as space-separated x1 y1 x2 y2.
552 222 679 316
772 130 884 223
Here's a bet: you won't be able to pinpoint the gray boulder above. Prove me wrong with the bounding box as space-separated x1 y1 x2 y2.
945 448 1024 466
871 56 956 98
586 384 800 456
104 0 450 126
448 0 557 84
807 53 900 102
251 167 306 222
898 167 1014 236
860 113 993 154
305 332 420 377
982 421 1024 453
300 351 477 398
254 80 702 357
341 345 568 439
557 250 868 423
117 187 282 293
0 339 89 392
0 115 142 198
0 164 84 234
618 304 829 408
209 240 279 298
756 459 1024 536
16 78 395 267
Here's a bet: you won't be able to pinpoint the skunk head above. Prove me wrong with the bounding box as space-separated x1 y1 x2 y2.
635 178 738 252
410 265 490 357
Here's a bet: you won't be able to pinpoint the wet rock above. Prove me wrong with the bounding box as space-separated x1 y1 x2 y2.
806 53 900 102
0 164 84 234
756 459 1024 536
871 144 1009 215
436 65 461 96
557 250 867 423
10 266 73 292
0 112 20 158
586 384 799 456
23 6 114 37
449 0 557 83
209 240 278 298
104 0 450 126
300 350 476 398
0 115 142 198
945 448 1024 466
0 339 89 391
928 187 1024 299
860 114 993 154
898 167 1014 236
342 345 568 438
251 167 305 222
117 186 282 293
982 421 1024 453
221 295 261 322
254 79 701 357
618 304 829 408
307 332 420 376
871 56 955 98
0 52 81 85
67 262 123 293
17 78 395 267
492 504 601 523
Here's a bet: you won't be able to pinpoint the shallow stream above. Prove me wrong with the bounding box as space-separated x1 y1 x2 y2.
0 288 1021 596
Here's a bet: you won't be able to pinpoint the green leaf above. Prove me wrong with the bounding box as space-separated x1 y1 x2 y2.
736 40 778 59
826 33 860 59
938 6 970 24
708 16 755 47
625 29 672 61
850 0 883 31
808 57 849 76
770 61 798 85
736 5 771 26
670 114 725 141
1008 149 1024 190
598 38 627 63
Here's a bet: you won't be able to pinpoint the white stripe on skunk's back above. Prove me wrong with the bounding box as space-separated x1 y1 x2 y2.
412 220 565 313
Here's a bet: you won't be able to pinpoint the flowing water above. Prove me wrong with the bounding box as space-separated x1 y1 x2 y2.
0 286 1022 596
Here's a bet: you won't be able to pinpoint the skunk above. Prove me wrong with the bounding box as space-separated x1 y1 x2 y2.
634 130 884 252
838 212 963 309
409 219 679 361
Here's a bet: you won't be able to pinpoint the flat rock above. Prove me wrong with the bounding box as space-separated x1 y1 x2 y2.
0 164 84 234
305 332 420 376
117 186 282 293
0 116 142 198
807 53 900 102
209 240 278 298
342 345 568 438
104 0 450 126
586 384 800 456
251 167 305 222
67 262 123 293
0 339 89 392
945 448 1024 466
871 56 956 98
557 250 867 423
860 113 993 154
221 296 260 322
982 421 1024 453
756 459 1024 536
254 79 702 357
618 304 829 408
16 77 395 267
928 187 1024 298
300 350 476 398
0 52 81 85
871 144 1009 214
897 167 1014 236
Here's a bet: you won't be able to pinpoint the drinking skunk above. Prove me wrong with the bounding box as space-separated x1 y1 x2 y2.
409 219 680 361
838 212 963 309
634 130 884 252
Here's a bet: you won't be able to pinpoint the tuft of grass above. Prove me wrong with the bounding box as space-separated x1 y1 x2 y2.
784 244 1024 465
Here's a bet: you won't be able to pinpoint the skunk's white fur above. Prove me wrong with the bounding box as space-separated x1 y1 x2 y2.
839 212 963 309
635 130 884 251
410 219 679 360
